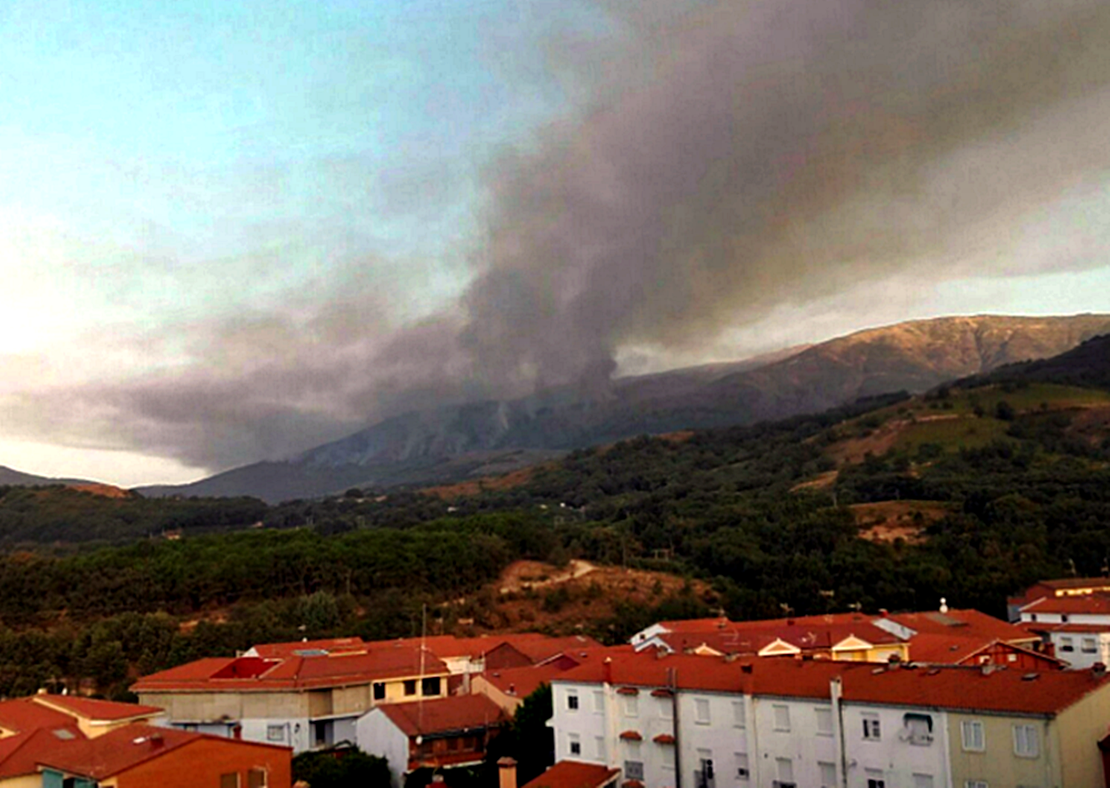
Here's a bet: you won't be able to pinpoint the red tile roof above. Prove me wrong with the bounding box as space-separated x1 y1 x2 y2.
886 609 1038 643
32 695 162 722
1038 578 1110 591
522 760 620 788
481 664 567 700
35 724 198 779
377 694 506 737
0 726 86 779
1027 622 1110 634
554 650 1110 716
1022 595 1110 615
0 698 76 735
249 637 367 657
132 646 449 693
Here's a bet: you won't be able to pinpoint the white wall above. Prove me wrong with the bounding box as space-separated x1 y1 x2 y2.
239 716 311 753
751 696 839 788
357 708 412 788
1048 631 1110 669
840 703 949 788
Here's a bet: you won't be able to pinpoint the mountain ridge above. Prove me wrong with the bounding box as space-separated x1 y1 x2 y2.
122 313 1110 502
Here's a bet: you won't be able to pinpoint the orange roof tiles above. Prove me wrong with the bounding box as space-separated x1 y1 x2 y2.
0 698 76 735
36 724 197 779
33 695 162 722
886 609 1038 643
249 637 367 657
554 650 1110 716
1022 595 1110 615
481 664 566 699
132 646 449 693
377 694 506 737
521 760 620 788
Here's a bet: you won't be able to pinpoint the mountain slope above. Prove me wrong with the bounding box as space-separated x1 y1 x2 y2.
0 465 93 487
139 313 1110 502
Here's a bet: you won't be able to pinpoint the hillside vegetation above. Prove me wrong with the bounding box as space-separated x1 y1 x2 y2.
0 337 1108 700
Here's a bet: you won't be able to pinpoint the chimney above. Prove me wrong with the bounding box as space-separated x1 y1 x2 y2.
879 609 889 617
1093 663 1107 678
603 657 613 685
939 597 949 614
498 757 518 788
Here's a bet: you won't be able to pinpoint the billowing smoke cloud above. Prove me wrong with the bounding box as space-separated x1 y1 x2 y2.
5 0 1110 475
456 0 1110 395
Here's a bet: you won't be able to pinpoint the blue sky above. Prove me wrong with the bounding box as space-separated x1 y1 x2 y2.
1 0 1109 486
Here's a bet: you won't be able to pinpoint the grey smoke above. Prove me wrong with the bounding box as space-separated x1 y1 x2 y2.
6 0 1110 473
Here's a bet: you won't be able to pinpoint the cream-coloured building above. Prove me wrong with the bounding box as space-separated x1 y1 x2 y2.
132 643 452 753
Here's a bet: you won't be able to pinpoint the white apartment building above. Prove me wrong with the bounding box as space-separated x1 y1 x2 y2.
548 652 1110 788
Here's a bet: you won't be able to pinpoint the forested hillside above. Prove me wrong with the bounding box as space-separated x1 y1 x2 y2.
0 339 1108 701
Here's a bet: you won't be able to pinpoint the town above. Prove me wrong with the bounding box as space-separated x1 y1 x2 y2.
2 577 1110 787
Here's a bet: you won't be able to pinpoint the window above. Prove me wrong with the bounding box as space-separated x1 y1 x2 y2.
660 697 674 720
775 757 794 785
1060 636 1075 653
568 733 581 756
373 682 386 700
595 736 605 759
865 769 885 788
1013 724 1040 758
220 775 240 788
819 762 836 788
695 698 711 725
624 761 644 781
903 713 934 745
773 704 790 732
248 769 268 788
1083 638 1098 653
623 694 639 717
912 775 934 788
964 782 988 788
734 753 749 780
404 679 417 696
593 689 605 713
696 751 714 788
815 707 833 736
266 724 285 742
422 676 442 696
732 699 746 728
313 720 328 747
567 692 579 711
862 714 881 740
961 720 985 751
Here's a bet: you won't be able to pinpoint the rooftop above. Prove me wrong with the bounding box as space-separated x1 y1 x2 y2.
1021 594 1110 615
377 694 506 737
522 760 621 788
553 651 1108 715
132 646 450 693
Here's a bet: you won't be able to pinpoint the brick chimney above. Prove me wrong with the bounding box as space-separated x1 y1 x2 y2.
498 757 518 788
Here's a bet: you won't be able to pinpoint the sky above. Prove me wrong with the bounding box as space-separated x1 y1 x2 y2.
1 0 1109 487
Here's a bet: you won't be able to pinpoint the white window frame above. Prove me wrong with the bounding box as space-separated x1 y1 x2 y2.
772 704 790 732
568 733 581 756
593 689 605 714
961 720 985 752
964 781 988 788
863 714 881 741
694 697 711 725
818 761 836 788
1012 724 1040 758
1082 637 1098 653
815 707 833 736
734 752 750 781
623 694 639 718
265 724 285 742
567 691 579 711
732 699 746 728
912 775 934 788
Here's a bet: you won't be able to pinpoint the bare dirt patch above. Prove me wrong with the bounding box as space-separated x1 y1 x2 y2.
422 464 549 500
791 470 838 492
447 559 716 635
67 483 134 499
851 500 951 545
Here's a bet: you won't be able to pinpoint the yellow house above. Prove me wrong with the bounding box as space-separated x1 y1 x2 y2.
0 694 163 788
947 668 1110 788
